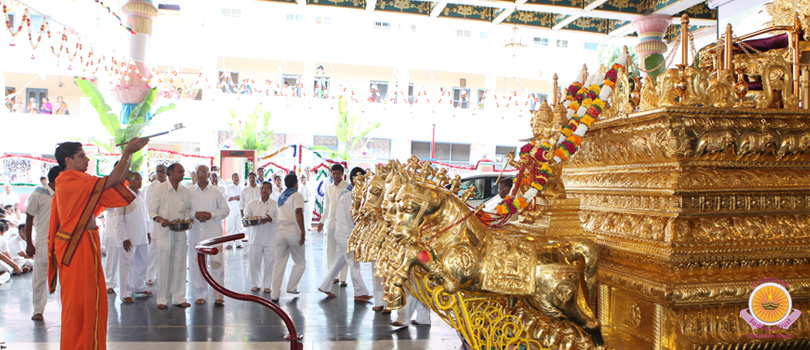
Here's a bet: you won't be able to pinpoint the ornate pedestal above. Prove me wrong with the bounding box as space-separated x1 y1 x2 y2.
563 107 810 349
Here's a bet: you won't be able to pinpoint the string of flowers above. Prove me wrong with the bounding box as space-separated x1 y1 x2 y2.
495 52 627 215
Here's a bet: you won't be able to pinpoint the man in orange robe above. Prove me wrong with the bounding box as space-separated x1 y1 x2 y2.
48 138 148 350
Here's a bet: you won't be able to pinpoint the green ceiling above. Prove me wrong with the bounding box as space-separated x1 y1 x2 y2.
262 0 716 36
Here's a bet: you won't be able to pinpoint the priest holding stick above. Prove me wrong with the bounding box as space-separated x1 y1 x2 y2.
48 137 149 350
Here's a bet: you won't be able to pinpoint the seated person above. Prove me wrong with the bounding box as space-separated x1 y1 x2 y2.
10 223 33 260
483 178 513 213
0 220 32 277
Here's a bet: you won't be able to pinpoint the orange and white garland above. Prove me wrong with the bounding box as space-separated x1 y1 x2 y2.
495 52 628 215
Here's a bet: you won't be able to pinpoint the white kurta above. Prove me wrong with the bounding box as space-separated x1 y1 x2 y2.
225 183 243 247
271 191 306 300
24 185 53 315
104 208 119 290
240 184 261 241
245 198 278 290
187 184 230 301
300 183 313 230
144 181 164 283
148 181 191 305
318 187 369 297
321 180 348 282
113 191 150 298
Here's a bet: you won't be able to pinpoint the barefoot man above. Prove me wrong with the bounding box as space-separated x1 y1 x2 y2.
48 138 149 350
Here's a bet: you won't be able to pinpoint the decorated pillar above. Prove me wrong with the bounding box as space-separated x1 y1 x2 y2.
112 0 158 122
631 14 671 80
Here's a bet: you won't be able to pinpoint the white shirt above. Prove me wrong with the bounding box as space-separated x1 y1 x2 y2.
0 235 9 255
7 231 26 257
244 198 278 246
240 184 261 211
188 184 230 238
112 190 149 247
226 183 242 211
277 191 305 234
144 181 167 233
24 185 54 245
300 183 313 204
321 180 348 230
148 182 191 231
0 191 20 207
333 188 355 243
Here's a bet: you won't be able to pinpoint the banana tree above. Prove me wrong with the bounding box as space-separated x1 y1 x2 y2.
229 104 274 154
76 77 175 171
310 96 381 162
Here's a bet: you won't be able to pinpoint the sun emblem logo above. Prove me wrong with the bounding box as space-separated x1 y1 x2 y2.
741 281 802 330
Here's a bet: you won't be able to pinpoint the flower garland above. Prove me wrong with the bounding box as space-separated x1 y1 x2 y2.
495 54 627 215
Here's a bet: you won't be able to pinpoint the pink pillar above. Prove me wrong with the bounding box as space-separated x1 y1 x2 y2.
631 15 672 63
112 0 159 104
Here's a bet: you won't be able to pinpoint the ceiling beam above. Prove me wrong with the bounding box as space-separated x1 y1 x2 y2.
492 8 514 24
430 1 448 17
492 0 526 24
552 15 579 30
297 0 306 6
366 0 377 11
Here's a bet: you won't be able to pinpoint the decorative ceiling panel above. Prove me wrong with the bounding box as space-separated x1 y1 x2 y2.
504 11 560 27
376 0 431 14
308 0 365 8
563 17 626 33
441 4 495 21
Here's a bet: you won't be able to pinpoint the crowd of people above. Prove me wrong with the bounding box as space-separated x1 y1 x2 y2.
6 95 70 114
4 142 430 349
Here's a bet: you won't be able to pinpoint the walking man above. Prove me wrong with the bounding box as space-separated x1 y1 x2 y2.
245 181 277 294
270 174 306 302
317 164 348 286
114 172 153 303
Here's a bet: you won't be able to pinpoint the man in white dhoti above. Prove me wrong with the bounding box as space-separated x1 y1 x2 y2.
245 181 278 294
114 172 153 304
391 292 432 328
299 174 313 232
240 172 261 242
24 166 60 320
145 164 167 285
317 167 372 302
149 163 191 309
188 165 230 306
225 173 244 249
317 164 348 287
104 207 120 293
270 174 307 302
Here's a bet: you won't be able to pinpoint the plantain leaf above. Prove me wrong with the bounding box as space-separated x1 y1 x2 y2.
75 78 119 135
151 104 175 121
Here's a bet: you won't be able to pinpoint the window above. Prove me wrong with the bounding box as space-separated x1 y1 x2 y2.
480 31 487 39
410 25 417 32
495 145 516 165
369 81 388 103
316 16 331 25
29 14 44 32
411 141 470 165
477 89 486 109
456 29 470 37
286 14 304 21
459 178 486 199
585 42 598 50
533 37 549 46
374 21 391 29
556 39 568 48
314 135 338 151
530 92 548 110
452 87 470 109
407 84 414 104
219 71 239 93
314 77 330 99
282 74 301 97
221 8 241 17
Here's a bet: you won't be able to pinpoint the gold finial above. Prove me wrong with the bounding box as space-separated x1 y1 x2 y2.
582 64 588 83
724 23 733 72
552 73 559 106
681 14 690 67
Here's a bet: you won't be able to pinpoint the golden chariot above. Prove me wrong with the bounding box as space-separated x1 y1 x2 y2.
346 5 810 349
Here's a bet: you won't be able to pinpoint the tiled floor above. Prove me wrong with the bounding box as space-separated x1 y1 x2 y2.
0 230 462 349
